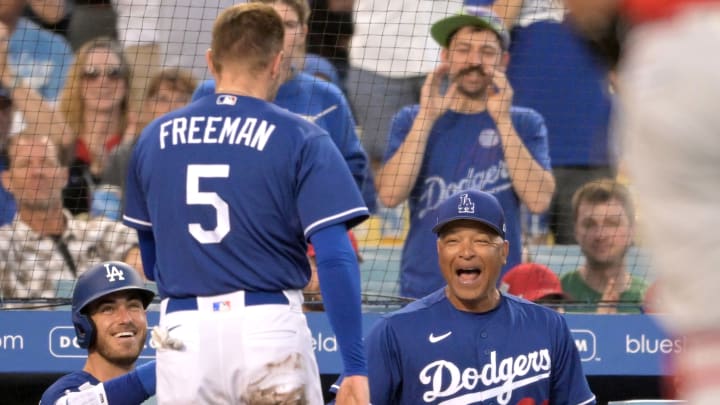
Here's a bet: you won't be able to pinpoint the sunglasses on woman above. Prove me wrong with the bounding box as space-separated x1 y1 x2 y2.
82 66 127 80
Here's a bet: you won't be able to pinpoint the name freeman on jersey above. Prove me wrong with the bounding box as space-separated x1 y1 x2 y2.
419 348 551 404
159 116 276 151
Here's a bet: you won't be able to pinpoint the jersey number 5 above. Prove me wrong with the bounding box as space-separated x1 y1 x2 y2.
187 164 230 244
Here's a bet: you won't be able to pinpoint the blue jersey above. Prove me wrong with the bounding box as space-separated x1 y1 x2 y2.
192 73 370 197
366 290 596 405
385 106 552 298
40 371 99 404
123 94 368 298
507 20 612 167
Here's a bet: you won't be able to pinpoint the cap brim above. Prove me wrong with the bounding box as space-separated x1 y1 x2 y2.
432 216 503 237
431 15 503 48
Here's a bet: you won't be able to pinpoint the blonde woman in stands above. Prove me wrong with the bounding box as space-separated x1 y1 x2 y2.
58 37 131 216
93 67 197 221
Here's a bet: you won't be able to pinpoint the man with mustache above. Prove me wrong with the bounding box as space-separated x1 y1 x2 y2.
376 6 556 299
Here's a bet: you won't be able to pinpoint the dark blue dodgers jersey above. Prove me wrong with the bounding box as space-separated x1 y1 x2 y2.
40 371 100 404
123 94 368 298
366 290 596 405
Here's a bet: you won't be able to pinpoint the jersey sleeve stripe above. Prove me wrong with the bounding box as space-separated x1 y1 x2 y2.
122 215 153 228
304 207 369 237
576 395 597 405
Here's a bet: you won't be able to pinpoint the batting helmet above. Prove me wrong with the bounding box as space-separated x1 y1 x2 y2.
72 261 155 349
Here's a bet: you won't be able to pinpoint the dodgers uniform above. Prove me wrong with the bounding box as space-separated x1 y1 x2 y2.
123 93 368 403
364 290 595 405
386 105 552 298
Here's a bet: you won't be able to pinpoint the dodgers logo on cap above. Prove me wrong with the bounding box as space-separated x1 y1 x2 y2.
432 189 506 238
458 193 475 214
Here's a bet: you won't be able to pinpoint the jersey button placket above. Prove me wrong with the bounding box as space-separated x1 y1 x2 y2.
479 331 491 355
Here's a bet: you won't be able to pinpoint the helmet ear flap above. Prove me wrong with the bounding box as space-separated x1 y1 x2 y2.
73 311 96 349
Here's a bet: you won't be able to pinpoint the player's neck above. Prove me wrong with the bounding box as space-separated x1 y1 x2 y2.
445 286 501 313
83 354 134 382
215 77 273 101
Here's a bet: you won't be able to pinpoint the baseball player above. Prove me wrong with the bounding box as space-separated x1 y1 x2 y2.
122 4 369 404
333 190 595 405
375 6 556 299
40 261 156 405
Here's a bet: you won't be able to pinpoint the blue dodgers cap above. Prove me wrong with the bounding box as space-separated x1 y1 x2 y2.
432 190 506 238
431 5 510 50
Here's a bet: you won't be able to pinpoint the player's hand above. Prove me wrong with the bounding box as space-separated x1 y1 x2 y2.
486 68 513 124
334 375 369 405
419 63 458 123
151 326 185 350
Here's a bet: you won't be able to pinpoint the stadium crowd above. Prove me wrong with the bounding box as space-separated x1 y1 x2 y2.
0 0 648 313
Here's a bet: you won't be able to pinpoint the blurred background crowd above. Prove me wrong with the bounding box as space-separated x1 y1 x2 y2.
0 0 653 314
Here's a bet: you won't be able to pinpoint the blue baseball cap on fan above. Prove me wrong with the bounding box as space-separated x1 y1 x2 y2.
432 190 506 238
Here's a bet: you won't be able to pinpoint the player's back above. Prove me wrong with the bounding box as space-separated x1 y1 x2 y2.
124 94 366 298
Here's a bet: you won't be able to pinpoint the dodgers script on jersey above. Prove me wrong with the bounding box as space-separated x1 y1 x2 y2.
385 105 551 298
123 94 368 298
366 290 595 405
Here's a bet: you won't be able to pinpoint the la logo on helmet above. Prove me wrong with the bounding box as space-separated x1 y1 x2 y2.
104 264 126 282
